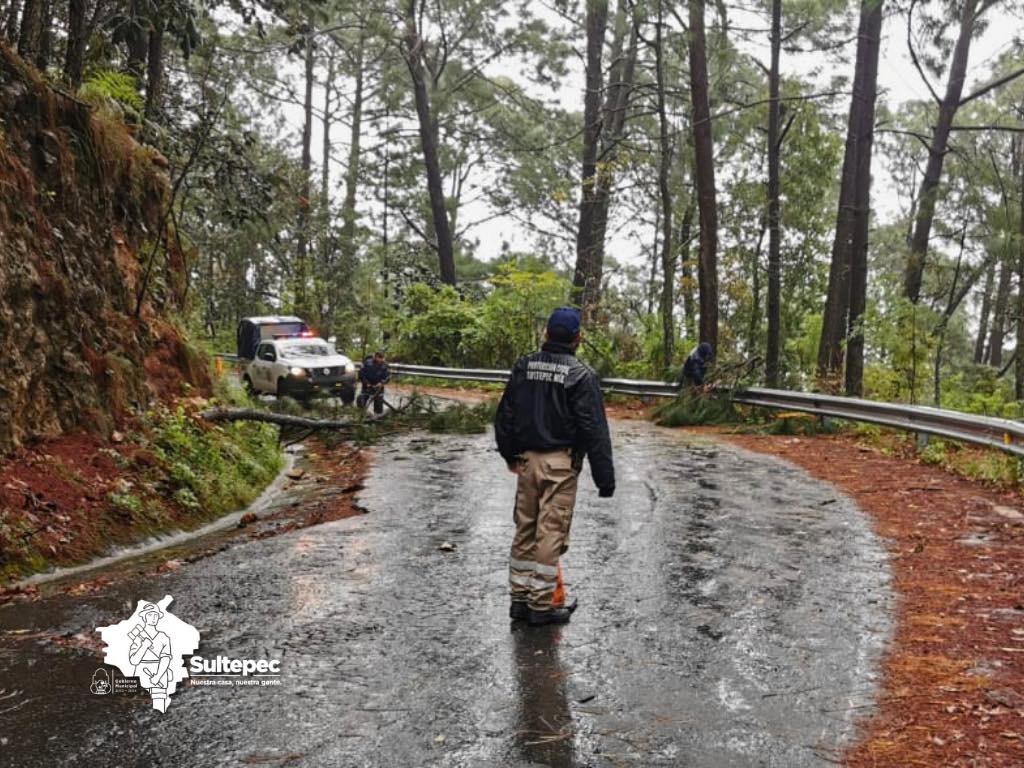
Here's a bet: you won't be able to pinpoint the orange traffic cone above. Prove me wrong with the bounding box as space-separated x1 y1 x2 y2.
552 562 577 613
553 562 565 608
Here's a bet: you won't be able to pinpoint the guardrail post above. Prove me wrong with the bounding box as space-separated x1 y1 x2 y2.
916 432 929 451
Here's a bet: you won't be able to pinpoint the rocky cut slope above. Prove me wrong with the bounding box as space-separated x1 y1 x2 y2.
0 44 208 453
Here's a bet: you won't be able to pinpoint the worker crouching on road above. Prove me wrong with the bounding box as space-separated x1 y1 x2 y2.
358 350 390 414
495 307 615 626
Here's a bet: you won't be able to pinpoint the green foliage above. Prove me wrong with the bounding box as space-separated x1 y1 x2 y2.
462 265 569 367
393 284 479 365
425 399 498 434
919 439 1022 487
79 70 144 116
390 266 570 369
938 368 1021 419
653 390 738 427
146 405 282 519
108 488 145 516
761 413 838 436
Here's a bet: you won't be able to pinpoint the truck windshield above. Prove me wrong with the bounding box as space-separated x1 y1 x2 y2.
280 343 330 357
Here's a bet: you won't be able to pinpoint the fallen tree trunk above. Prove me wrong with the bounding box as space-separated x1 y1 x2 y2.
201 408 355 431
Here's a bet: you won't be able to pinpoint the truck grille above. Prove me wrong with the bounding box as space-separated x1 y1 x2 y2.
309 366 347 382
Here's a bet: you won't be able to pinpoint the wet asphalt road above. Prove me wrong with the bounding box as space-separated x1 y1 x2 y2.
0 420 892 767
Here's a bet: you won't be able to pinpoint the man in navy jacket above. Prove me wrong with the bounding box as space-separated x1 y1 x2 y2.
358 351 390 414
681 342 714 388
495 307 615 626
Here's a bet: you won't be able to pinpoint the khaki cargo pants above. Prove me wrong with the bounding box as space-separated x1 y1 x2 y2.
509 448 579 612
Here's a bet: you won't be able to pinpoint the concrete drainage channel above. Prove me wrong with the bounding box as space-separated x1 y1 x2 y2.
8 450 298 591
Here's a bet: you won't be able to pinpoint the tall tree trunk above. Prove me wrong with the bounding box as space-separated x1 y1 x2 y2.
320 52 334 212
63 0 88 86
4 0 21 43
688 0 718 350
818 0 873 383
143 16 164 121
17 0 40 61
679 202 696 341
765 0 782 386
586 0 638 321
124 0 148 80
973 260 995 363
339 30 365 272
933 237 965 407
572 0 610 319
318 50 336 328
294 29 315 315
843 0 883 397
988 254 1013 367
402 0 456 285
1014 136 1024 400
33 0 49 69
654 0 674 373
647 206 660 317
748 222 767 358
903 0 978 303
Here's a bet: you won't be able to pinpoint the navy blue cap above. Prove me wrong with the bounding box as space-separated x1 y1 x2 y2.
546 307 581 341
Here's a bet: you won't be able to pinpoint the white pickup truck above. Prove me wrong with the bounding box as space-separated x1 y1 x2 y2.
243 337 357 403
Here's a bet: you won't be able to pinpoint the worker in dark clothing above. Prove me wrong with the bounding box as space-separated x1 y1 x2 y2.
495 307 615 626
681 342 714 388
357 351 390 414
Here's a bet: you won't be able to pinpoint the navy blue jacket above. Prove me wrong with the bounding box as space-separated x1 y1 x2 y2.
359 358 390 386
682 346 712 386
494 341 615 493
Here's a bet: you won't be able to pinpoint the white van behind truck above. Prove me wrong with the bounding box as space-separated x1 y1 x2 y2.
236 316 310 360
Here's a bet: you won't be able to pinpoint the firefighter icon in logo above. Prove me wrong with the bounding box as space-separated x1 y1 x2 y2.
97 595 200 712
90 668 111 695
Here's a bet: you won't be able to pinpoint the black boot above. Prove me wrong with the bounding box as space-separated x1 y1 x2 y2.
555 597 578 614
510 601 529 620
528 607 571 626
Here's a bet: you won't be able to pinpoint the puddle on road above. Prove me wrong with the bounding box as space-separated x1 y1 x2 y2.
0 421 892 768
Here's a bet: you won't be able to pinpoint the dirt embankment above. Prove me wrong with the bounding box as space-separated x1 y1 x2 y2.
0 43 234 582
718 431 1024 766
0 44 210 453
1 437 369 604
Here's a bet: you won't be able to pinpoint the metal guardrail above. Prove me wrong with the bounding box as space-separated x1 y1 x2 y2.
215 356 1024 456
388 363 509 383
385 363 1024 458
731 388 1024 457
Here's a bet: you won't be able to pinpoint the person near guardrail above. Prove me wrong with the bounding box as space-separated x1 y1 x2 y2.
357 350 390 414
681 342 714 389
494 306 616 627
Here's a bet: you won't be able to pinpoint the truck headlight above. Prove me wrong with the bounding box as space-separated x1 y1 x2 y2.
289 367 305 376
